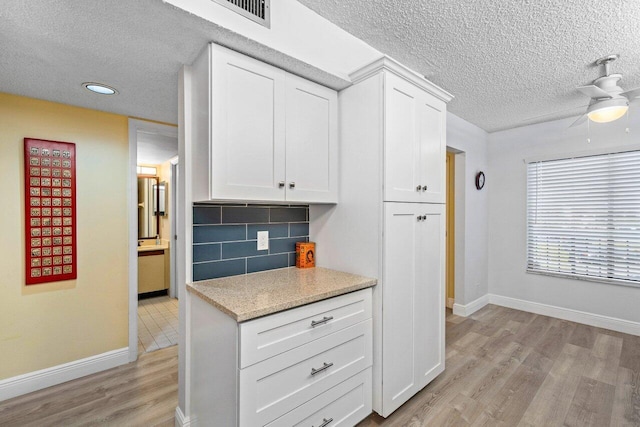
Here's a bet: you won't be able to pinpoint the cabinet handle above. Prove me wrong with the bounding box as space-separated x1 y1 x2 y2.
310 362 333 376
417 215 426 221
315 418 334 427
422 185 428 191
278 181 285 188
289 182 296 189
416 185 422 192
311 316 333 327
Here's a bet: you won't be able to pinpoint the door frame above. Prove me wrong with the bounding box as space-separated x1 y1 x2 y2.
445 151 455 309
127 118 179 362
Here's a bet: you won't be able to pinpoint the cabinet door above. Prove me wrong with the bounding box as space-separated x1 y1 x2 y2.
211 45 286 201
384 73 447 203
138 252 165 294
284 74 338 203
381 203 445 416
417 93 446 203
384 73 422 202
414 204 445 389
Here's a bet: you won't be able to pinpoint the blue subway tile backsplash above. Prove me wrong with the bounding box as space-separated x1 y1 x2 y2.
221 206 270 224
193 204 310 281
193 258 246 282
247 253 290 274
193 243 221 263
193 224 246 243
270 207 307 223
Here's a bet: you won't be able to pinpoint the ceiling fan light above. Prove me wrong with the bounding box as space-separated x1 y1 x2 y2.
587 98 629 123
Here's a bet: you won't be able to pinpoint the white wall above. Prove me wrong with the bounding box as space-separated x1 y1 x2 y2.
166 0 381 81
446 113 490 308
488 114 640 324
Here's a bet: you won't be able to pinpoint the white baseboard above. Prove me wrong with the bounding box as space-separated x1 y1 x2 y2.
452 294 490 317
489 294 640 336
0 347 128 402
175 406 192 427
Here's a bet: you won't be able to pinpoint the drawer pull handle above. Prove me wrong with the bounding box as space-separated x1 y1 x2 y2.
315 417 334 427
310 316 333 327
310 362 333 376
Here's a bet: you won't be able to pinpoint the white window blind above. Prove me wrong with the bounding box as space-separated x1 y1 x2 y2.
527 150 640 286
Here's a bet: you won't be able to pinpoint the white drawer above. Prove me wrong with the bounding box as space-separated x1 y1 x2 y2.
239 288 372 368
239 319 372 427
266 368 372 427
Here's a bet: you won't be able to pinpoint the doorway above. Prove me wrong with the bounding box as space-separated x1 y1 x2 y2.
445 151 455 309
128 119 179 359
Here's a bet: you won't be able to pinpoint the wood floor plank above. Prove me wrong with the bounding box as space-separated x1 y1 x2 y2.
484 363 549 425
619 334 640 373
535 321 577 360
511 314 554 348
568 323 598 350
518 343 587 426
610 367 640 427
564 376 615 427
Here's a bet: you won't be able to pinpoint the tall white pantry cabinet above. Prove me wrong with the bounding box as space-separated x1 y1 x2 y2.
311 57 452 417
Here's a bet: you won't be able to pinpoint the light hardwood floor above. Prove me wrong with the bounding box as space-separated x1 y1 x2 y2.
359 305 640 426
0 305 638 426
0 345 178 427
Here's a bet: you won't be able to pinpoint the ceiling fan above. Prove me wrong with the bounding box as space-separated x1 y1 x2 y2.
571 54 640 127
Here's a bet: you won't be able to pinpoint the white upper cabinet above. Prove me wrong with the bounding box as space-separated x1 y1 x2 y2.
211 47 287 201
191 43 338 203
285 74 338 203
384 72 447 203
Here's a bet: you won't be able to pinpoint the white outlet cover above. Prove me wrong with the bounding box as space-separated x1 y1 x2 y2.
257 231 269 251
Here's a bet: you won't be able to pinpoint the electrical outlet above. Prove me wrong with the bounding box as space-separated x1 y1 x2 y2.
257 231 269 251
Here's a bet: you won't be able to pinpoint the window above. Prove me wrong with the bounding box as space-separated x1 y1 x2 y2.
527 150 640 286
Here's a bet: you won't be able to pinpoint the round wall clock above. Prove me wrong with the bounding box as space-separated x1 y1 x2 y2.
475 171 485 190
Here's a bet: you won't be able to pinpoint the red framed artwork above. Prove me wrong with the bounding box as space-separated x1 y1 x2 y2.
24 138 77 285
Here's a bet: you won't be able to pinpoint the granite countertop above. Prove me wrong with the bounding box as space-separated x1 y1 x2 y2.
187 267 377 322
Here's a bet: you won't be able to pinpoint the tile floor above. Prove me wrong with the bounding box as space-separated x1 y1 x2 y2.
138 295 179 354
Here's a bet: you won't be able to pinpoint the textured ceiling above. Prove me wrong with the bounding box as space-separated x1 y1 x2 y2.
0 0 348 126
2 1 640 132
298 0 640 132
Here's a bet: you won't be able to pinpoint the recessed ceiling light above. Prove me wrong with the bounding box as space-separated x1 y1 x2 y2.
82 82 118 95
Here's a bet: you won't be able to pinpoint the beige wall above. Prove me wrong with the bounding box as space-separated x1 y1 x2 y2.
0 93 129 379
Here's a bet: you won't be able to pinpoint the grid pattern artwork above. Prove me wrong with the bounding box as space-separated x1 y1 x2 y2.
24 138 77 285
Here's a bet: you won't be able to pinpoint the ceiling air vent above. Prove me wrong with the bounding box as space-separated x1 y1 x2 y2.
213 0 270 28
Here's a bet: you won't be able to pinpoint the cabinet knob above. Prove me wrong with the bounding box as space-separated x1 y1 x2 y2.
416 185 422 192
422 185 428 191
278 181 285 188
289 182 296 189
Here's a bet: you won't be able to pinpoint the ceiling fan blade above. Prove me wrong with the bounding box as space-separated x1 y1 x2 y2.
519 105 589 123
622 87 640 100
569 113 588 127
577 85 611 99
